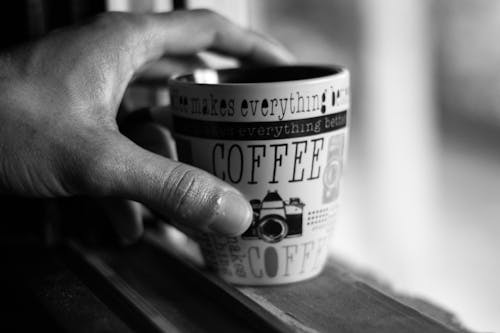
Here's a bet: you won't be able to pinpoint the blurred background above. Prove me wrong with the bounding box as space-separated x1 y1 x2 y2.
3 0 497 331
252 1 500 331
113 0 500 331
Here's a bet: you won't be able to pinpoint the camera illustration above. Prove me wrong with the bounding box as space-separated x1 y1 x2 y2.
322 134 345 204
241 191 304 243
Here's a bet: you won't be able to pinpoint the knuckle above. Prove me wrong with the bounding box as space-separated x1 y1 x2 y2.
193 8 224 25
91 12 147 43
89 12 150 64
160 164 204 219
193 8 217 18
93 12 132 29
192 8 233 45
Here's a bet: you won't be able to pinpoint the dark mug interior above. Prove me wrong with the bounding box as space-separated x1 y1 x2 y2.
174 65 341 84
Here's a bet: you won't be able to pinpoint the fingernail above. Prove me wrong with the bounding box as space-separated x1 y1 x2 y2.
208 192 252 236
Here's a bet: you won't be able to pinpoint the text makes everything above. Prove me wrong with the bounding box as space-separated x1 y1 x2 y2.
172 86 348 121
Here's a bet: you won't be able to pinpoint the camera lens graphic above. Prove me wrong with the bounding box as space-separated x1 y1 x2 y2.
257 215 288 243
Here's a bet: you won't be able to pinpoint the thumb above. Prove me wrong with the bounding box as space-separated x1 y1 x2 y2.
87 132 252 236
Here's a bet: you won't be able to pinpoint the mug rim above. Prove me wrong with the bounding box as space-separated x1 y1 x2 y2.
168 64 347 87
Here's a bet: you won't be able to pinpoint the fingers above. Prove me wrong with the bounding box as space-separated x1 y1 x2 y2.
101 120 177 245
132 55 209 86
85 132 253 237
99 198 143 244
100 9 294 73
121 119 177 158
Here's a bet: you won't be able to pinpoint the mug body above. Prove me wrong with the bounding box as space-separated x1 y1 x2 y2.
169 65 350 285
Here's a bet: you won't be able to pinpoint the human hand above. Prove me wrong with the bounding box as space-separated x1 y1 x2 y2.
0 10 293 243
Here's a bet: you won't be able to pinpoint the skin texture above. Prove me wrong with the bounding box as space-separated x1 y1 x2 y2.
0 10 293 243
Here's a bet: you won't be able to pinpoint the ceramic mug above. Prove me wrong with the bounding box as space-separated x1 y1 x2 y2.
160 65 349 285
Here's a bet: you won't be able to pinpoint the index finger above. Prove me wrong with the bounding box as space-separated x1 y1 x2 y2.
115 9 295 71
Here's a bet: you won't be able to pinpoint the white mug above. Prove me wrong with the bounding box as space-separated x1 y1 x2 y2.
165 65 350 285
